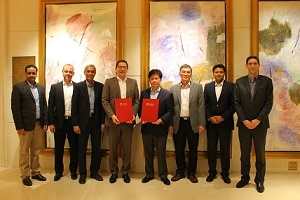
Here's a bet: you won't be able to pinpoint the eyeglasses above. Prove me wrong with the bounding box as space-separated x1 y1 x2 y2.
117 66 127 69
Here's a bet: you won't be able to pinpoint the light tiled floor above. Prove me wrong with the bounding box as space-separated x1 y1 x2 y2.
0 168 300 200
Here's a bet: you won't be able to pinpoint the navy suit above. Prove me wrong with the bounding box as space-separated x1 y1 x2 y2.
204 80 235 177
138 88 174 179
234 75 273 183
71 80 105 177
48 81 78 175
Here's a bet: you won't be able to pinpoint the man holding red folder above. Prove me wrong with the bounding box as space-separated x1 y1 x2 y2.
102 60 139 183
139 69 174 185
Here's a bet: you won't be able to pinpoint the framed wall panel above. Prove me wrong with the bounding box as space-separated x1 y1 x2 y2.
39 0 124 151
142 0 233 156
252 0 300 158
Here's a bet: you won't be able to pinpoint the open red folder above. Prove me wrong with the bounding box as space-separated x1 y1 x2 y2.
141 98 159 122
115 98 133 122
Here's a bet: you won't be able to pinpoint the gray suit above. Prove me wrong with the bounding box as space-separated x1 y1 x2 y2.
102 77 139 174
170 82 205 176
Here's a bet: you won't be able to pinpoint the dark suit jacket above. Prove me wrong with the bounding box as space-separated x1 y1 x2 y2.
138 88 174 136
71 80 105 132
102 77 140 127
11 81 48 131
204 80 235 131
234 75 273 129
48 81 75 130
170 82 206 133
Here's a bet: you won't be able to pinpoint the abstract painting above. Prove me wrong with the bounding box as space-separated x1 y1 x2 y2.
149 1 226 90
41 0 122 149
259 1 300 151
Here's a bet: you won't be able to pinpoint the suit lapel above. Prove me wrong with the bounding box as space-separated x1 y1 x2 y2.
24 81 36 101
253 75 262 100
189 82 195 105
113 77 121 98
58 81 64 102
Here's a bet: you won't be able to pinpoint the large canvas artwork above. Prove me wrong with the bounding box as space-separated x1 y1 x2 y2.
259 1 300 151
144 1 228 153
149 1 226 90
41 1 121 149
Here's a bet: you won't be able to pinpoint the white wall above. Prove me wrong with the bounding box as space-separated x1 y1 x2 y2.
0 0 299 175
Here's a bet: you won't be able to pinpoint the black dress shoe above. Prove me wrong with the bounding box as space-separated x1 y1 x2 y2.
222 176 231 184
236 180 249 188
161 177 171 185
256 182 265 193
90 173 103 181
206 175 216 182
32 174 46 181
122 174 131 183
22 177 32 186
171 174 185 182
142 176 154 183
187 175 198 183
71 173 77 180
79 176 86 184
54 174 62 181
109 174 118 183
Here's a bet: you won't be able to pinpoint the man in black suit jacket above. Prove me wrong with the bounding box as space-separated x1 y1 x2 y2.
48 64 78 181
71 64 105 184
11 65 48 186
138 69 174 186
204 64 235 184
234 56 273 193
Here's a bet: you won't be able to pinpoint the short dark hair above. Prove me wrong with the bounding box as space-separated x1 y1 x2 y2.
116 60 128 68
180 64 192 73
25 65 38 73
246 55 260 64
148 69 162 79
212 64 226 73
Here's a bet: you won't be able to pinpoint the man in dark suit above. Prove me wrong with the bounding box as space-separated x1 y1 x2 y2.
11 65 48 186
71 64 105 184
204 64 235 184
48 64 78 181
102 60 139 184
169 64 205 183
234 56 273 193
138 69 174 186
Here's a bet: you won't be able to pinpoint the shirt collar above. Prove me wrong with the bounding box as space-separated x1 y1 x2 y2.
117 76 127 82
215 80 224 87
181 82 191 89
63 81 73 86
150 87 161 93
248 75 258 83
86 80 94 87
26 80 37 88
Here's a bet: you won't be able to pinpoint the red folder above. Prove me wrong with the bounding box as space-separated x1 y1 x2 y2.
141 98 159 122
115 98 133 122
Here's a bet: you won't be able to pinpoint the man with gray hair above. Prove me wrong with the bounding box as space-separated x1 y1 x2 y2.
72 64 105 184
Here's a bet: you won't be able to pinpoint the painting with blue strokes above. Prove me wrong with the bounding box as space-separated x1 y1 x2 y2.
150 1 225 151
259 1 300 151
149 1 225 90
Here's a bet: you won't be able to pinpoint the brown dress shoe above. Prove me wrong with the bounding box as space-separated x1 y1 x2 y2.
171 174 185 182
187 175 198 183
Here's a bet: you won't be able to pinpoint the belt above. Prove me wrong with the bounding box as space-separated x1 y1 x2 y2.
64 116 71 120
90 113 94 118
36 118 40 121
180 116 190 120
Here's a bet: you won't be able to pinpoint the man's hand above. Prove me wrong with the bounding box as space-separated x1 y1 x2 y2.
49 125 55 133
111 115 120 124
17 129 25 135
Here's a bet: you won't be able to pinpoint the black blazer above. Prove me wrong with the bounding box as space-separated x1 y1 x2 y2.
234 75 273 129
11 81 48 131
71 80 105 132
138 88 174 136
204 80 235 131
48 81 75 130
